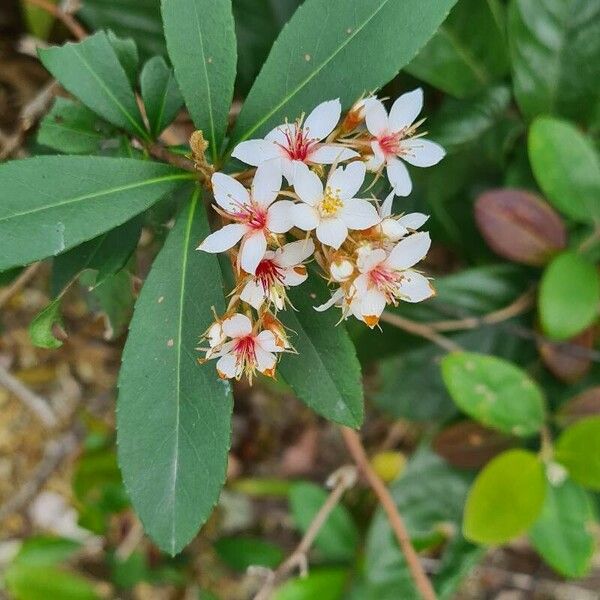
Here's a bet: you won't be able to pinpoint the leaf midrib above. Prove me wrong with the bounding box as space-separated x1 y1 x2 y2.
0 173 192 224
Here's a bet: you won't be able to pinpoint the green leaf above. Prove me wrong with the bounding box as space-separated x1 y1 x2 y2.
555 416 600 490
38 32 147 139
278 276 363 427
289 482 359 562
529 478 596 578
118 191 233 554
364 449 482 599
140 56 184 138
508 0 600 124
538 251 600 341
107 31 140 87
78 0 166 60
464 449 545 544
273 568 347 600
37 98 118 155
230 0 457 144
28 299 64 350
0 156 189 271
214 537 284 571
406 0 509 98
528 117 600 224
13 537 81 568
161 0 237 160
4 564 99 600
441 352 546 436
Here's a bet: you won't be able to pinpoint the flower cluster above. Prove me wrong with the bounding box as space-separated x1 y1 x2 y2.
197 89 444 381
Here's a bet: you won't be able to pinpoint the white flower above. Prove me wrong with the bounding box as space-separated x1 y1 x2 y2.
198 162 295 274
232 99 358 183
206 313 285 381
292 161 380 249
379 191 429 242
364 89 445 196
349 232 435 327
240 239 315 310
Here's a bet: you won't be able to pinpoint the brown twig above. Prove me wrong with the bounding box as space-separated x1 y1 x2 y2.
24 0 87 40
146 143 197 173
340 427 438 600
0 263 41 309
251 466 357 600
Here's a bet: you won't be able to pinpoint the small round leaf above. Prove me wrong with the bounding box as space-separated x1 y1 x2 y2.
464 449 545 545
441 352 546 436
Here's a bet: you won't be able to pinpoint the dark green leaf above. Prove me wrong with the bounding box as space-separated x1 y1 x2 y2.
278 276 363 427
406 0 509 97
140 56 184 138
39 32 147 139
538 251 600 341
509 0 600 124
289 482 359 562
528 117 600 224
118 191 233 554
441 352 546 436
107 31 140 87
464 449 545 544
529 478 596 578
37 98 118 155
273 568 347 600
161 0 237 159
230 0 457 144
214 537 284 572
28 299 63 350
555 416 600 490
0 156 189 271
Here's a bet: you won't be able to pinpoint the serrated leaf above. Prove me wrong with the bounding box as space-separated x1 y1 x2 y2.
278 277 363 427
529 478 596 578
289 482 359 562
441 352 546 436
118 190 233 554
406 0 509 98
538 251 600 341
464 449 545 544
38 32 147 139
161 0 237 160
508 0 600 124
230 0 457 144
0 156 190 271
528 117 600 224
37 98 118 155
140 56 184 138
28 299 64 349
555 416 600 490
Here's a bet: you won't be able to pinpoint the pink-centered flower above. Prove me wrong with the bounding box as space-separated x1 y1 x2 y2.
198 162 294 274
232 99 358 183
240 239 315 310
364 89 445 197
292 161 380 249
207 314 285 381
378 190 429 242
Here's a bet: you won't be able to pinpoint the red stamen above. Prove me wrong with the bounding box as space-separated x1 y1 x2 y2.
255 258 285 293
275 126 317 161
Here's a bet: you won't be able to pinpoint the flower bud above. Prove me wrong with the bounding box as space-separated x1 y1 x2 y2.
381 217 407 242
330 258 354 282
341 99 366 133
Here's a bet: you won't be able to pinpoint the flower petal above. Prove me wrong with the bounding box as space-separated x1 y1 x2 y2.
293 162 323 206
309 144 359 163
398 270 435 303
357 248 386 273
255 346 277 375
216 353 241 379
197 223 247 253
327 161 366 199
222 313 252 338
386 157 412 196
398 212 429 230
240 280 266 310
386 232 431 270
365 140 385 171
266 123 296 146
256 330 283 353
231 139 280 166
360 288 387 328
388 88 423 132
340 198 380 230
292 203 320 231
314 288 344 312
400 138 446 167
267 200 295 233
303 99 341 140
276 239 315 267
380 190 395 218
364 97 389 137
240 231 267 274
316 217 348 249
212 172 250 212
252 160 282 207
282 265 308 286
